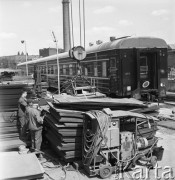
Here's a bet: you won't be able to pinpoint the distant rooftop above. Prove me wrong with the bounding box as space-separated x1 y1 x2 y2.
0 68 21 73
168 44 175 50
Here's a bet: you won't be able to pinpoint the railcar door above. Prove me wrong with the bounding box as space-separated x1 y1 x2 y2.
138 51 158 90
109 57 121 96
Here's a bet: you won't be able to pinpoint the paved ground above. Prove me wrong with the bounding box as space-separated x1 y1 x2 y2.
41 126 175 180
40 102 175 180
1 102 175 180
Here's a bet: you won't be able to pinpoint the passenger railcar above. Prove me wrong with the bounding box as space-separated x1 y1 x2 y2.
17 36 168 99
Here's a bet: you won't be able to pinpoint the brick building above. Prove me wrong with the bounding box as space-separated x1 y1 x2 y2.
0 54 39 69
39 48 64 57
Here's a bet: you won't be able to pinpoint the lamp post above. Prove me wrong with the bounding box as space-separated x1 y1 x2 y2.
21 40 28 76
51 31 60 94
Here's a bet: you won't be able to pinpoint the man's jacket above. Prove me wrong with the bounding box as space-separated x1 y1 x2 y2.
26 106 43 131
18 97 27 117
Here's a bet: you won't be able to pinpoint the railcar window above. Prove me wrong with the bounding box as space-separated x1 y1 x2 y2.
84 65 88 76
97 62 102 77
110 58 116 67
53 66 56 74
63 65 66 75
82 63 86 75
63 64 69 75
69 64 73 75
43 67 46 74
102 61 107 77
87 64 94 76
72 64 76 75
140 56 148 79
51 66 54 74
55 67 58 74
48 66 50 74
94 62 98 76
60 65 63 75
110 58 117 75
66 65 69 75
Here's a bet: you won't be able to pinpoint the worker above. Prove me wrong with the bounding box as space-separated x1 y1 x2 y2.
18 90 28 140
25 99 44 156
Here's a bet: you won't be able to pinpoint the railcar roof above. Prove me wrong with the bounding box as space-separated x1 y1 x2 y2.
17 36 167 66
88 36 167 53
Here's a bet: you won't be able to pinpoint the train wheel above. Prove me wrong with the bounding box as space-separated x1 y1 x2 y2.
99 165 112 179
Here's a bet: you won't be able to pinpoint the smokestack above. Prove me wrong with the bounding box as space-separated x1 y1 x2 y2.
62 0 71 52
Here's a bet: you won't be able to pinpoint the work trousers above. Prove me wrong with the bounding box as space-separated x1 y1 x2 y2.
30 129 43 151
18 116 28 140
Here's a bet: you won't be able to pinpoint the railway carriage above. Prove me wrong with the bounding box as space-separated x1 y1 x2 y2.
17 36 168 100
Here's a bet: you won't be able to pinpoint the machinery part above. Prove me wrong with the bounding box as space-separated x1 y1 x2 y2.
132 154 144 166
99 165 112 179
133 153 158 169
150 156 157 168
137 137 148 149
82 111 110 166
142 81 150 88
152 146 164 161
120 132 133 161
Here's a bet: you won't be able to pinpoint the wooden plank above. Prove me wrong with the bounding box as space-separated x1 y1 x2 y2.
44 117 83 136
45 130 82 143
64 122 83 127
45 132 81 151
0 139 26 151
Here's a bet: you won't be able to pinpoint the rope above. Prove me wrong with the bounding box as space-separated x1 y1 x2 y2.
70 0 74 48
82 111 110 166
83 0 85 48
78 0 82 46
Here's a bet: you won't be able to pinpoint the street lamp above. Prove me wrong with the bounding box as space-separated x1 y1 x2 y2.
21 40 28 76
51 31 60 94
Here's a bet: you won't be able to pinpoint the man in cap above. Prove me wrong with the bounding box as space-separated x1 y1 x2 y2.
25 99 45 155
18 90 28 140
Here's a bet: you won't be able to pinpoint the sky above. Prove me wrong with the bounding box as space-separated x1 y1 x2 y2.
0 0 174 56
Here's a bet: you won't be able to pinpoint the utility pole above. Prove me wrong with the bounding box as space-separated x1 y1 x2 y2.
21 40 28 76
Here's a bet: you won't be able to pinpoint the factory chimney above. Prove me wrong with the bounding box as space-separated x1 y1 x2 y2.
62 0 71 52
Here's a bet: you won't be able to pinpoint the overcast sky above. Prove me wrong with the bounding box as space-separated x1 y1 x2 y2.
0 0 174 56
